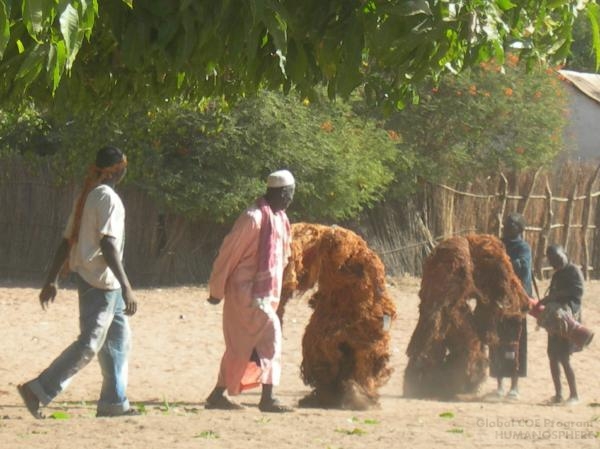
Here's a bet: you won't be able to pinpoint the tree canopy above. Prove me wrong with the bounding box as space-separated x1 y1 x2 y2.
0 0 599 108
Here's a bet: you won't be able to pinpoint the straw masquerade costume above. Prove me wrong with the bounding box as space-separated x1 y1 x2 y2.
404 234 530 398
205 170 295 413
18 146 139 419
278 222 397 409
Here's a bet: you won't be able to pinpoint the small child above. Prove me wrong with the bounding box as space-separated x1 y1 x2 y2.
542 245 584 405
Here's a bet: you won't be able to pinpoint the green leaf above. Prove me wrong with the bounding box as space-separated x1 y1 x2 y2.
547 0 571 8
286 38 307 84
59 2 82 70
49 411 70 420
337 16 364 97
335 427 367 436
121 0 133 8
586 2 600 71
496 0 517 10
80 0 98 40
447 427 464 434
176 72 185 89
194 430 219 439
16 43 44 83
47 40 67 94
0 1 10 57
263 10 288 56
363 418 380 425
439 411 455 419
22 0 53 37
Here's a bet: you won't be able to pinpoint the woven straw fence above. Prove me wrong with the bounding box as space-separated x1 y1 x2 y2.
0 157 227 286
354 161 600 280
3 157 600 285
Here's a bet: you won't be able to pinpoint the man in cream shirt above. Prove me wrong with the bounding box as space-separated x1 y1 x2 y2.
18 146 138 419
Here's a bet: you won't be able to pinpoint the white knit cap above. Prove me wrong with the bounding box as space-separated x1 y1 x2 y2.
267 169 295 188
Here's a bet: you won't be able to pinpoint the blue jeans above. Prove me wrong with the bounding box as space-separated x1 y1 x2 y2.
28 275 132 415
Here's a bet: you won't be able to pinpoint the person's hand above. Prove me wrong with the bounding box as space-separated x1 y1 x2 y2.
39 282 58 310
123 286 138 316
207 295 222 305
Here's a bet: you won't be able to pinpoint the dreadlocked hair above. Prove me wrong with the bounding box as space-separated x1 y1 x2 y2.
68 157 128 246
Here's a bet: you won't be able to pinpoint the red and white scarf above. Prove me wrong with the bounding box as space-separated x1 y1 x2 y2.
252 197 290 302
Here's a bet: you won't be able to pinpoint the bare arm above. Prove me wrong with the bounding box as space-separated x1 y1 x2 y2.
100 235 137 316
39 238 70 310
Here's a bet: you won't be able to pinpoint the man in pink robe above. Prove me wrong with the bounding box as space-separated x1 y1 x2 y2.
205 170 295 413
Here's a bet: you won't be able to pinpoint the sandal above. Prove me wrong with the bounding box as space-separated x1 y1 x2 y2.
258 398 293 413
204 395 244 410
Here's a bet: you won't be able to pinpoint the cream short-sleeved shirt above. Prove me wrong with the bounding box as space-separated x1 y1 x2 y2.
63 184 125 290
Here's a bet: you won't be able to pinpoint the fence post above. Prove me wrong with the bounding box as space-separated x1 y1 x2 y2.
580 164 600 280
496 173 508 237
563 182 577 252
518 167 541 216
535 177 553 279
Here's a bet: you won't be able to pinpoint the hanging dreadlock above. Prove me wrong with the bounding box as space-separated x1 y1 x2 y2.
68 146 127 246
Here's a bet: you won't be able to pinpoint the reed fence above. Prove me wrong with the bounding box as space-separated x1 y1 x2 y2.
2 157 600 285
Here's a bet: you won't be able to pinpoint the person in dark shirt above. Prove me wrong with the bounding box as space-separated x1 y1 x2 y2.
490 213 532 400
542 244 584 405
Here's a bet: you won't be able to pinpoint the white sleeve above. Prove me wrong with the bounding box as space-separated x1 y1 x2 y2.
95 190 123 239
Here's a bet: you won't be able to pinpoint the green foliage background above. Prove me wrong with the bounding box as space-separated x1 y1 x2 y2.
382 56 568 186
0 54 569 225
0 91 401 223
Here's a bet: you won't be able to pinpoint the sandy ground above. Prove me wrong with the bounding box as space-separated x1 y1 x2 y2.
1 276 599 449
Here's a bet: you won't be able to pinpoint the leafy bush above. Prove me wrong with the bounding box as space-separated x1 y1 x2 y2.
0 91 400 223
385 55 568 184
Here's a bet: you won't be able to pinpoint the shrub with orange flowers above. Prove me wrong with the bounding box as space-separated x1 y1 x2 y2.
384 53 568 183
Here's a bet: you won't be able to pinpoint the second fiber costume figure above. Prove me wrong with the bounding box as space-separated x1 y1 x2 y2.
205 170 295 413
